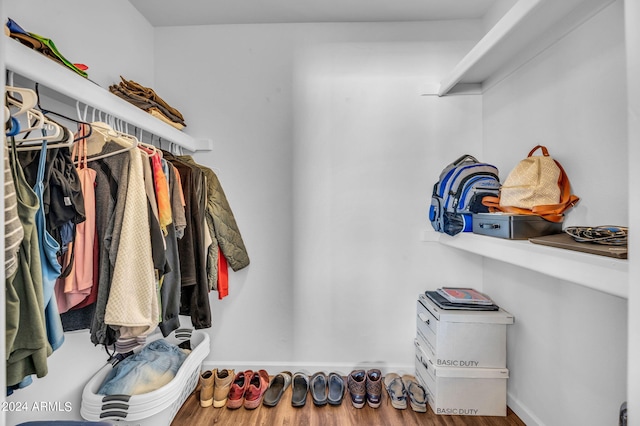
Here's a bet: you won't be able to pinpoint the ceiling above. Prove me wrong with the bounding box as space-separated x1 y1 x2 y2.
129 0 501 27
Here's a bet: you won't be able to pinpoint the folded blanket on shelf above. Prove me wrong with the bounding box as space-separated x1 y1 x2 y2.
109 76 187 128
5 18 88 78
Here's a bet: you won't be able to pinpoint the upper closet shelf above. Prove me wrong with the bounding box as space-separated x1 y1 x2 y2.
4 38 212 152
437 0 615 96
439 233 628 299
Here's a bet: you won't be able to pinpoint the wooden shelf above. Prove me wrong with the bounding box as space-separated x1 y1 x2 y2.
437 0 616 96
4 38 212 152
438 233 628 298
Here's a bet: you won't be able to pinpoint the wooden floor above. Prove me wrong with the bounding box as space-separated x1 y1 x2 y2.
171 382 526 426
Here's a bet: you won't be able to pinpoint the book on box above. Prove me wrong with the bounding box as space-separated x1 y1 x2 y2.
436 288 494 305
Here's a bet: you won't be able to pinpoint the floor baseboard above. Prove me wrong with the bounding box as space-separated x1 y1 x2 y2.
201 360 414 375
507 392 545 426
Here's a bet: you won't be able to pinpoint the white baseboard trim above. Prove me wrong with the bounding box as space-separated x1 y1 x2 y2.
508 392 545 426
201 361 415 376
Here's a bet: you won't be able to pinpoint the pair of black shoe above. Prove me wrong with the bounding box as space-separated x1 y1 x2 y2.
310 372 345 406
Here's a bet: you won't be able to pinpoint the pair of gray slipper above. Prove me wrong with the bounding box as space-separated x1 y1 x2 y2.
263 371 345 407
262 371 293 407
310 372 345 406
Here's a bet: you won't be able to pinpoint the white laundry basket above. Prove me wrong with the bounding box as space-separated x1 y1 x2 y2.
81 328 209 425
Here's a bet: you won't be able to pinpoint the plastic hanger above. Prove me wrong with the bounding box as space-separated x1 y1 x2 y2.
5 85 49 138
138 141 158 155
5 86 38 116
15 126 74 151
80 120 138 162
135 129 159 156
5 116 21 137
13 114 63 144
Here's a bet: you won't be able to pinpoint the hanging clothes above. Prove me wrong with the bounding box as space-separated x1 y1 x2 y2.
88 141 132 346
139 148 168 276
4 143 24 278
163 151 210 329
149 149 172 235
103 144 158 340
6 137 50 387
31 140 64 352
178 155 250 298
55 125 96 313
158 163 183 337
18 127 86 253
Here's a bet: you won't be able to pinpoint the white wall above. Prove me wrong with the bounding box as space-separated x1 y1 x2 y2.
625 0 640 422
154 21 486 372
5 0 155 88
482 2 628 425
4 1 157 424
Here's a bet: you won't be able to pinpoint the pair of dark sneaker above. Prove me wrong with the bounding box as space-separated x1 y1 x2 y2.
347 369 382 408
310 372 346 406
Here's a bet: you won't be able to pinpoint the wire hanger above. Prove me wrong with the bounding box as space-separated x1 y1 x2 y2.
33 83 93 142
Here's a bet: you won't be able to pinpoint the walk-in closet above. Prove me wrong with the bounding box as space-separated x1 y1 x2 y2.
2 1 638 425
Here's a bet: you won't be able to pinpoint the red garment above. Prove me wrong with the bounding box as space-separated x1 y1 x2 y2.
218 246 229 299
145 148 172 235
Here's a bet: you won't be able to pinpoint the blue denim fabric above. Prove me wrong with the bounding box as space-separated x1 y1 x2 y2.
97 340 188 396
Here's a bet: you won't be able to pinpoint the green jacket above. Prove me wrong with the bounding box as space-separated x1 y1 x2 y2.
179 156 250 290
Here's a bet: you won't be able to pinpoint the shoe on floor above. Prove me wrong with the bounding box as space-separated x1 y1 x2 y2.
213 368 235 408
244 369 270 409
263 371 292 407
402 374 428 412
347 369 366 409
199 370 215 407
310 372 328 406
383 373 407 410
366 369 382 408
226 370 252 409
291 372 309 408
327 372 345 406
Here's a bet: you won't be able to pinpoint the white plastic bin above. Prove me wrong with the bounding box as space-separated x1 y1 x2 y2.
81 328 209 425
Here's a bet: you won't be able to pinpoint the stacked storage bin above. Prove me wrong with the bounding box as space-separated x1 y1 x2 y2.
414 293 514 416
81 328 210 425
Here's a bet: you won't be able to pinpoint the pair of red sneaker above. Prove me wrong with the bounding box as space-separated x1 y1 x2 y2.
226 369 270 410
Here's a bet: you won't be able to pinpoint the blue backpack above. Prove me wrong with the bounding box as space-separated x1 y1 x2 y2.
429 155 500 236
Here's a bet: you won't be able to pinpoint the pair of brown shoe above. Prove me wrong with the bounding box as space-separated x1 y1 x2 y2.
199 368 235 408
347 369 382 408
